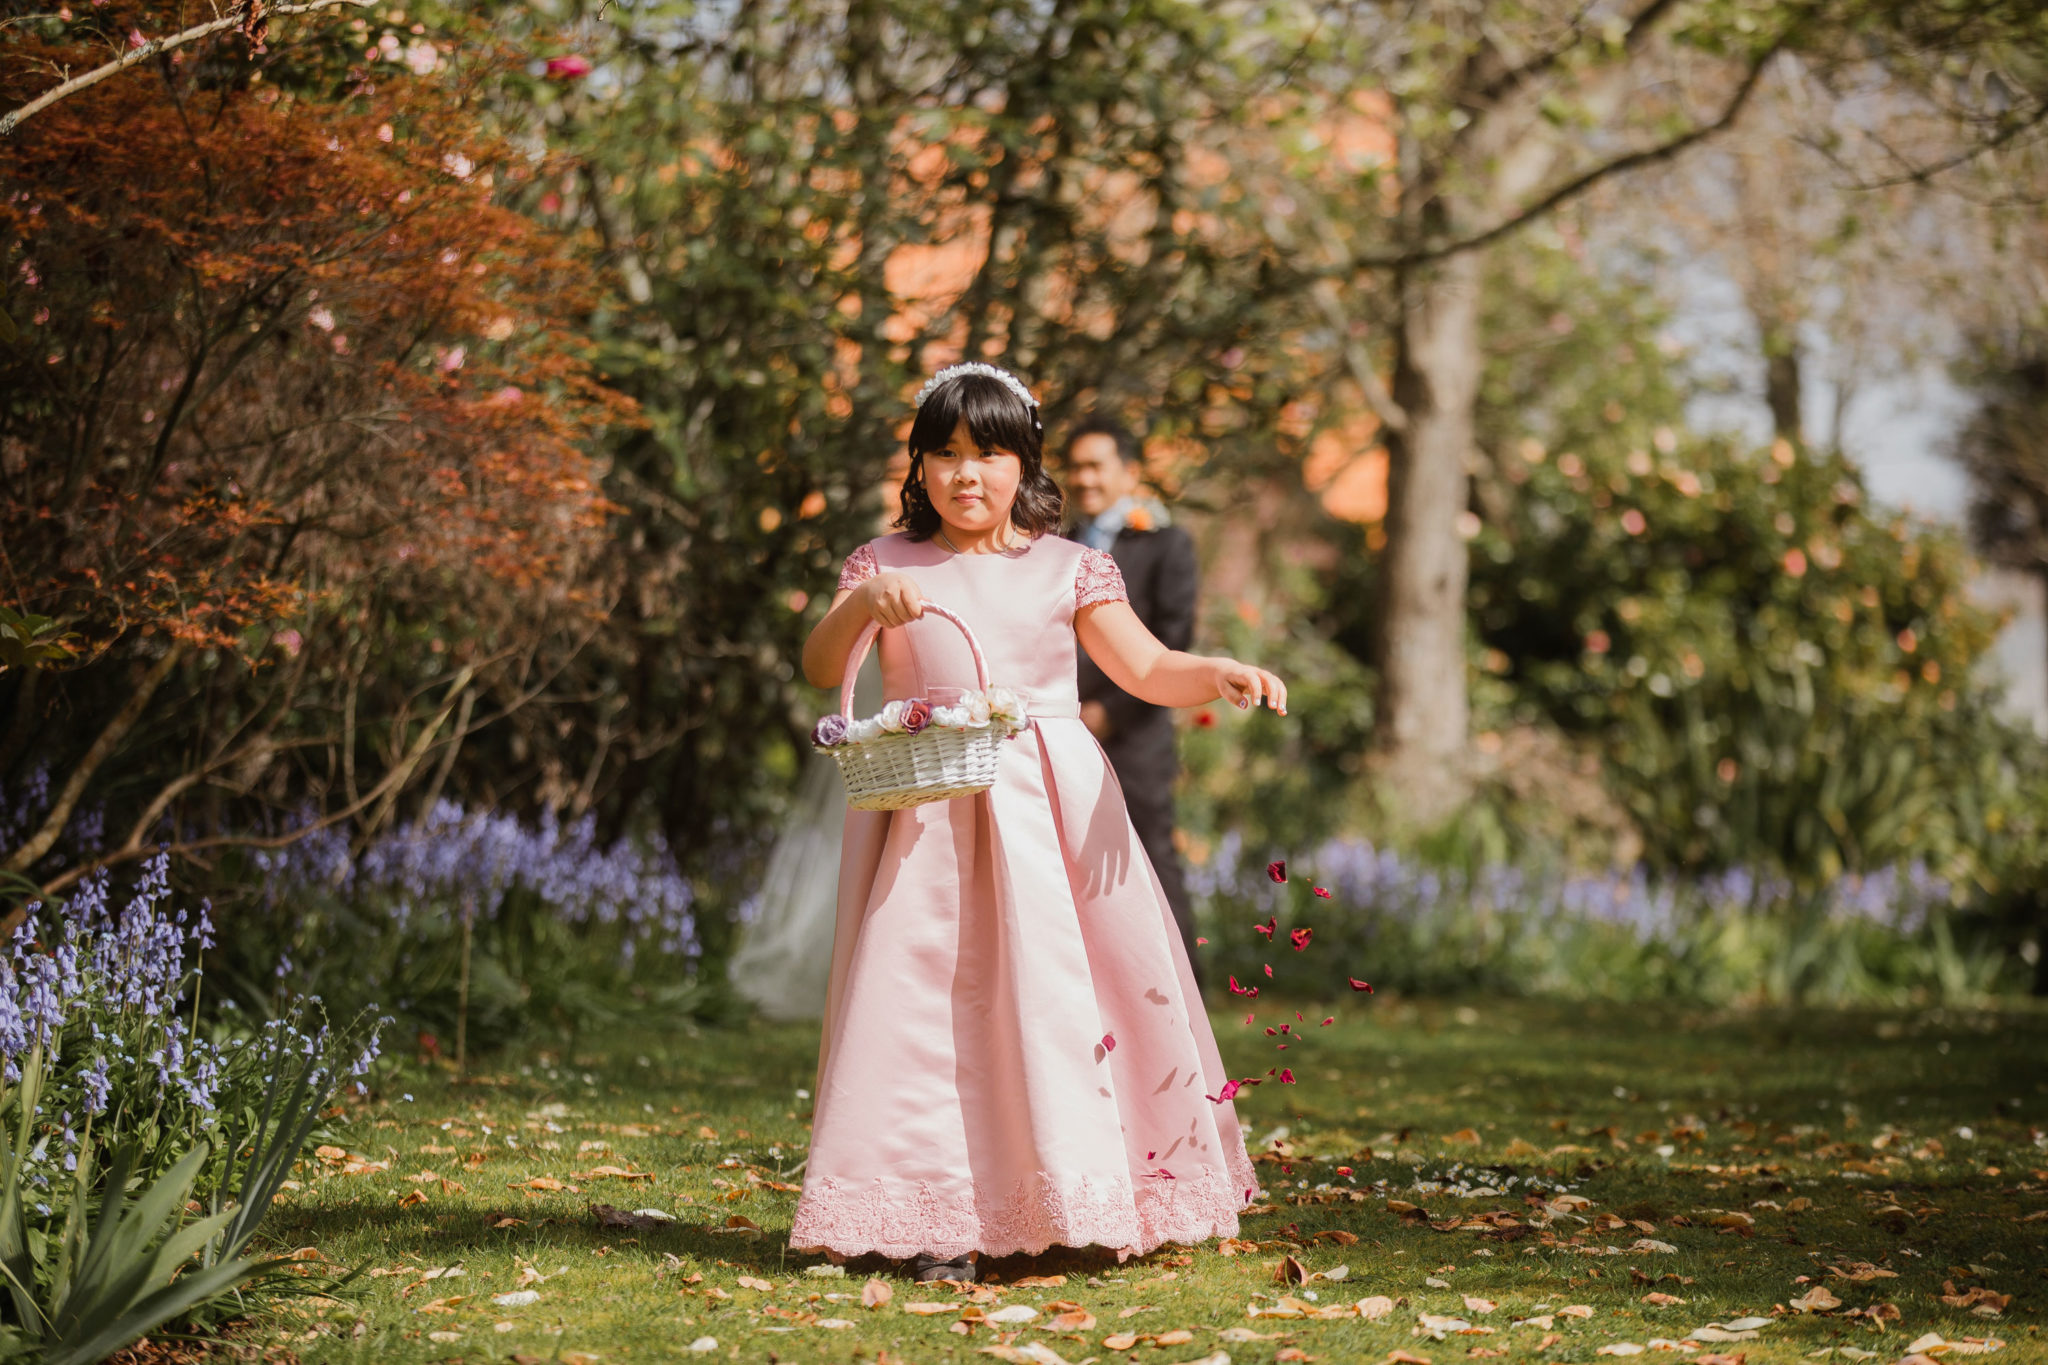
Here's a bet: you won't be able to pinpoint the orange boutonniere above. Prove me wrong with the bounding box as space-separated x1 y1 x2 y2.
1123 505 1154 532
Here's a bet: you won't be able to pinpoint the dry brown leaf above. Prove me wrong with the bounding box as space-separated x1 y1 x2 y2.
1274 1254 1310 1284
1642 1292 1687 1307
1118 1305 1155 1319
1358 1296 1397 1320
1462 1296 1497 1314
737 1275 774 1292
1013 1274 1068 1287
492 1216 525 1229
1382 1352 1434 1365
1790 1286 1842 1313
397 1189 429 1208
514 1176 569 1192
905 1301 955 1315
1154 1329 1194 1345
1048 1309 1095 1331
1444 1129 1483 1146
1560 1305 1596 1319
862 1277 893 1308
1102 1332 1144 1350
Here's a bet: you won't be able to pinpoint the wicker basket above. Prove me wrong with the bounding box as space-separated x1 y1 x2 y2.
818 604 1018 811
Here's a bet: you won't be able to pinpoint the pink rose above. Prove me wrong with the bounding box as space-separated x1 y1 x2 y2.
901 698 933 735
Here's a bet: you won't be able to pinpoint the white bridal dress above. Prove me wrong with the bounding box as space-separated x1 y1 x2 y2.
726 653 882 1019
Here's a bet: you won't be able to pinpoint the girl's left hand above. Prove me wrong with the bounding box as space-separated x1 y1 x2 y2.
1216 660 1287 715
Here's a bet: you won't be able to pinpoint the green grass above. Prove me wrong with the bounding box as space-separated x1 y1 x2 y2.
248 997 2048 1364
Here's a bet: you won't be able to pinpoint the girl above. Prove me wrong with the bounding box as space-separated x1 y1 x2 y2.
790 363 1286 1282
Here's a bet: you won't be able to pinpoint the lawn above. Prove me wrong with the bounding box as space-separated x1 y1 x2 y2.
250 997 2047 1364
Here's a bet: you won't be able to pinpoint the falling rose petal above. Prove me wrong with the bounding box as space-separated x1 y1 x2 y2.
1267 860 1287 883
1101 1032 1116 1053
1349 977 1374 993
1321 1017 1334 1026
1205 1080 1242 1103
1253 916 1276 939
1290 927 1314 951
1243 1012 1255 1025
1196 936 1208 945
1265 1028 1278 1036
1146 1151 1156 1160
1279 1023 1291 1033
1263 964 1273 978
1147 1168 1176 1180
1229 975 1259 997
1313 886 1331 899
1296 1011 1303 1021
1278 1069 1296 1084
1276 1043 1289 1050
1267 1067 1277 1076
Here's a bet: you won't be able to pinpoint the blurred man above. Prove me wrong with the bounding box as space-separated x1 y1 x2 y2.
1062 416 1204 988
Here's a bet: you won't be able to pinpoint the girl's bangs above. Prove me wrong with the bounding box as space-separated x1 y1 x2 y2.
909 376 1040 456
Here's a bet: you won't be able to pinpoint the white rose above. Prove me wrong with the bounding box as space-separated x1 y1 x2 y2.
983 687 1026 727
877 700 908 733
965 694 993 725
847 717 882 743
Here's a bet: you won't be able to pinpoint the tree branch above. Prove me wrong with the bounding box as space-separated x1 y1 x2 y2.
1357 42 1785 272
2 643 184 874
0 0 374 139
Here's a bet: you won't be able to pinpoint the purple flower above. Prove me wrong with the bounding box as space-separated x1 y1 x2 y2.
901 698 933 735
811 713 850 747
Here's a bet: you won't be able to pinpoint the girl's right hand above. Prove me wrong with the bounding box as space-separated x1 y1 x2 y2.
863 571 925 628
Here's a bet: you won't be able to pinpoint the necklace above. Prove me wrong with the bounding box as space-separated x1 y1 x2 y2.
936 525 1014 556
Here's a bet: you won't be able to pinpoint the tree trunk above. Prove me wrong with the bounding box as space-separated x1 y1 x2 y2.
1762 324 1803 445
1373 248 1484 819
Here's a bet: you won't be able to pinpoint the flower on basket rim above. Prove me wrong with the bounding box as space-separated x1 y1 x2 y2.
964 692 993 726
811 713 850 748
877 699 909 733
901 698 934 735
983 686 1027 728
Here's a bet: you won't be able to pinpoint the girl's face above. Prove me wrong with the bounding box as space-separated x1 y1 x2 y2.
921 419 1022 536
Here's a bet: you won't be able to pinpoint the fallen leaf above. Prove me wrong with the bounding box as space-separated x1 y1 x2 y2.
1102 1332 1143 1350
863 1277 893 1308
1013 1274 1068 1288
737 1275 774 1292
905 1301 955 1315
1643 1292 1687 1307
1597 1345 1646 1357
1790 1286 1842 1313
1048 1309 1095 1331
1155 1330 1195 1345
1463 1296 1497 1314
989 1305 1040 1324
1560 1305 1596 1319
493 1289 541 1307
1630 1239 1679 1254
1444 1129 1483 1146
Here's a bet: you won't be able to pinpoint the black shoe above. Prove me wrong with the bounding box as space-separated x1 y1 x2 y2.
910 1251 978 1282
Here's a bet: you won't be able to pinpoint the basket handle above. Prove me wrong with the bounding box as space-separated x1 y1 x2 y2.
840 602 991 721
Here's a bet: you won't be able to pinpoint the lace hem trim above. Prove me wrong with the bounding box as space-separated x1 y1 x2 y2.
1076 547 1128 610
838 543 881 591
788 1153 1262 1261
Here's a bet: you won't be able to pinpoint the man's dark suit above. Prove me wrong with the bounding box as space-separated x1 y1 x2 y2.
1074 522 1203 987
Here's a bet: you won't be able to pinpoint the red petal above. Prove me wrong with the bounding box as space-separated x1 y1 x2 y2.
1276 1043 1289 1050
1290 927 1314 951
1312 887 1331 899
1146 1150 1156 1160
1243 1012 1255 1025
1253 916 1276 939
1336 1165 1353 1176
1279 1023 1291 1033
1265 1027 1277 1036
1101 1032 1116 1053
1206 1079 1243 1103
1321 1016 1334 1026
1266 860 1287 883
1278 1068 1296 1084
1263 963 1273 978
1196 936 1208 945
1349 977 1374 993
1229 975 1255 996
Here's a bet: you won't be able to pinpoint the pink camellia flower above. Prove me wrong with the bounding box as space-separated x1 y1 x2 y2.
900 697 933 735
545 54 592 79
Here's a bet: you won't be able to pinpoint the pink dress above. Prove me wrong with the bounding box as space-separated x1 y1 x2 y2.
787 532 1261 1263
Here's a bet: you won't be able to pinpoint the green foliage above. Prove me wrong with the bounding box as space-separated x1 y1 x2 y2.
0 614 75 677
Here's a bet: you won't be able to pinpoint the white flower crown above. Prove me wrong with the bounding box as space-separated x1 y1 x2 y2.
913 363 1041 414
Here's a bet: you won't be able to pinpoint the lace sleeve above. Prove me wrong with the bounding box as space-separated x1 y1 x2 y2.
837 543 880 592
1075 547 1129 610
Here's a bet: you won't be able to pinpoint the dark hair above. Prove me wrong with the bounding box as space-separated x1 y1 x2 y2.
894 373 1064 542
1064 414 1143 467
